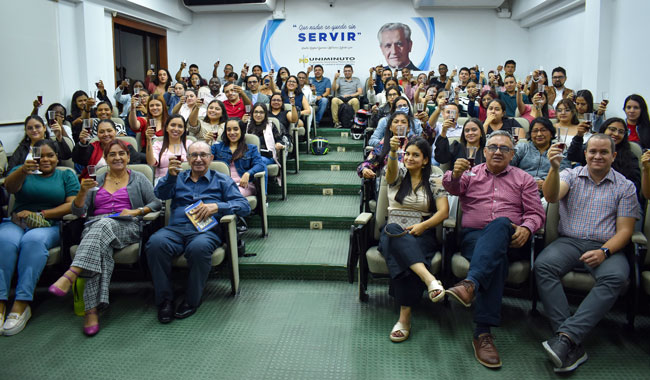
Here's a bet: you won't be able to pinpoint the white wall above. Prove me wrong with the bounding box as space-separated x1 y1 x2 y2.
607 0 650 117
527 7 584 91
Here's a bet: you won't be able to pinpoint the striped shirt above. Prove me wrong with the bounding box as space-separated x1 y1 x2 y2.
442 163 545 233
559 166 639 243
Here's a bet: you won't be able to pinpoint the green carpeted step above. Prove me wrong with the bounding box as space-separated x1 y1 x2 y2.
287 151 363 171
313 127 354 137
248 194 358 229
286 170 360 195
300 135 365 152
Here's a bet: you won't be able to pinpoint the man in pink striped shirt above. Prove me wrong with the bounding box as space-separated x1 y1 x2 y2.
442 130 545 368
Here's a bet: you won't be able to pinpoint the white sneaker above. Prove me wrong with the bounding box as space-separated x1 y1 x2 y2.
3 305 31 336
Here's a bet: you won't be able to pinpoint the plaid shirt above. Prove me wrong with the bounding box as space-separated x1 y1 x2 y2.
559 166 639 243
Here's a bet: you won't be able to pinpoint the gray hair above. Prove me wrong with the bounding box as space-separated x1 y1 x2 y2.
377 22 412 43
486 130 515 146
586 133 615 153
189 140 211 153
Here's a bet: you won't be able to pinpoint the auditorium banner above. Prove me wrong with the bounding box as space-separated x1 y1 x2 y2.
260 17 435 73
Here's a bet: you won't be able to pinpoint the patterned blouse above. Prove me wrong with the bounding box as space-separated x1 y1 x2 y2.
387 163 448 217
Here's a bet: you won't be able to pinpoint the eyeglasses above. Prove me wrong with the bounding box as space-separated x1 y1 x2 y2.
530 129 549 134
606 126 626 135
486 145 513 153
26 125 43 131
552 76 565 80
189 152 211 159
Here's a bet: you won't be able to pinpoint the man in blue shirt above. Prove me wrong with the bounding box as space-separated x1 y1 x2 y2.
146 141 250 323
498 75 529 117
308 65 332 125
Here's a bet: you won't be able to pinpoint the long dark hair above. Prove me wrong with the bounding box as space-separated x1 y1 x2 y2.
147 94 169 127
596 118 638 188
21 115 50 145
394 137 435 213
188 73 203 90
460 118 486 147
34 138 60 160
276 66 290 89
247 103 270 134
378 111 408 165
575 90 594 114
153 69 172 90
45 103 67 120
70 90 89 118
625 94 650 148
487 98 508 120
157 114 187 167
203 99 228 124
220 118 249 161
281 75 303 97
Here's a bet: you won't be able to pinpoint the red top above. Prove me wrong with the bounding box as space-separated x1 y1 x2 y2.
224 99 245 118
136 116 164 148
627 123 639 142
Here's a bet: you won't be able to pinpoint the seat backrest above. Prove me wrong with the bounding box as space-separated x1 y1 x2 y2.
456 117 468 127
179 162 228 175
544 201 560 245
245 133 260 149
59 136 76 169
514 117 530 133
111 117 125 126
7 166 76 213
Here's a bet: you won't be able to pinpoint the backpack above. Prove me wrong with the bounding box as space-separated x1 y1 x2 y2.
338 102 355 129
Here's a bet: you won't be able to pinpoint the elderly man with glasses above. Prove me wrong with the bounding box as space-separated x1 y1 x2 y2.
442 130 545 369
146 141 250 324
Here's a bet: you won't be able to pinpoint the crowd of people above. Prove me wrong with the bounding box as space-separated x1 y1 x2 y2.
1 56 649 374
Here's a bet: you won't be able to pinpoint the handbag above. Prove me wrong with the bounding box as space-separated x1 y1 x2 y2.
24 212 52 228
384 209 423 237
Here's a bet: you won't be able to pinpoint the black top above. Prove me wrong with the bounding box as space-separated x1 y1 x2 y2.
7 138 72 173
434 137 485 169
486 118 522 135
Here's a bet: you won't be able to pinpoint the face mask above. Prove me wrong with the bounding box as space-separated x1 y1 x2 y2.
398 106 409 113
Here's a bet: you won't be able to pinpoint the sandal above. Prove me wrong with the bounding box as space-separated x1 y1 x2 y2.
48 268 81 297
83 309 100 337
390 321 410 343
428 280 445 303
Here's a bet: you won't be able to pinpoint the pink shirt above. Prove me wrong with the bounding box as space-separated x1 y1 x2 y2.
442 163 545 233
152 140 193 178
520 104 556 123
93 187 131 215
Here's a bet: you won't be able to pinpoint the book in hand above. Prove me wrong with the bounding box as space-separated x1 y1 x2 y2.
184 201 218 232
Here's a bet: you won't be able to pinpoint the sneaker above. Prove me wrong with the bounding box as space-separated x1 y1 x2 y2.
3 305 32 336
334 122 343 129
555 344 588 373
542 333 572 368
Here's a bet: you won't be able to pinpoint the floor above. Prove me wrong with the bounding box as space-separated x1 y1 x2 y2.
1 279 649 380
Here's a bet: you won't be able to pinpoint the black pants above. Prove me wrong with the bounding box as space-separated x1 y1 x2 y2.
379 223 438 306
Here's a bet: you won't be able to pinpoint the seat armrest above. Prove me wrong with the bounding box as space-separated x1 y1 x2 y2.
443 217 456 229
143 211 161 221
254 171 265 179
354 212 372 225
632 231 647 246
220 214 236 224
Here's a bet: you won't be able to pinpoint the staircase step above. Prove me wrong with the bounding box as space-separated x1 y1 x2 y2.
287 151 362 171
300 135 365 152
286 170 360 195
248 194 358 229
313 127 356 137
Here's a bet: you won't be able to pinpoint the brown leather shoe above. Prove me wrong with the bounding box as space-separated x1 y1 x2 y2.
447 279 475 307
472 333 502 368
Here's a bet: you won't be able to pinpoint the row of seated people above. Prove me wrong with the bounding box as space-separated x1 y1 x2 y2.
358 126 646 373
358 96 646 206
0 137 255 337
10 103 290 188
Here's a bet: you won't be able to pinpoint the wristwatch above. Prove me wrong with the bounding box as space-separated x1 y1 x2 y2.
138 207 145 216
600 247 611 259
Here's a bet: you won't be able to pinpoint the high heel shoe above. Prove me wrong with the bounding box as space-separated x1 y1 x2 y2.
48 268 81 297
83 309 100 337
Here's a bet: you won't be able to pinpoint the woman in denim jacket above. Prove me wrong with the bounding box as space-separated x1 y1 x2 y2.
211 118 265 196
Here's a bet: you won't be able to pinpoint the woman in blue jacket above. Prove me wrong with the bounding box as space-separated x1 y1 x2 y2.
211 118 265 196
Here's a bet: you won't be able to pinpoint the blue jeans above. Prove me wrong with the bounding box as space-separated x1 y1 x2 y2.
146 223 222 307
315 97 329 123
461 217 529 327
0 219 60 301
